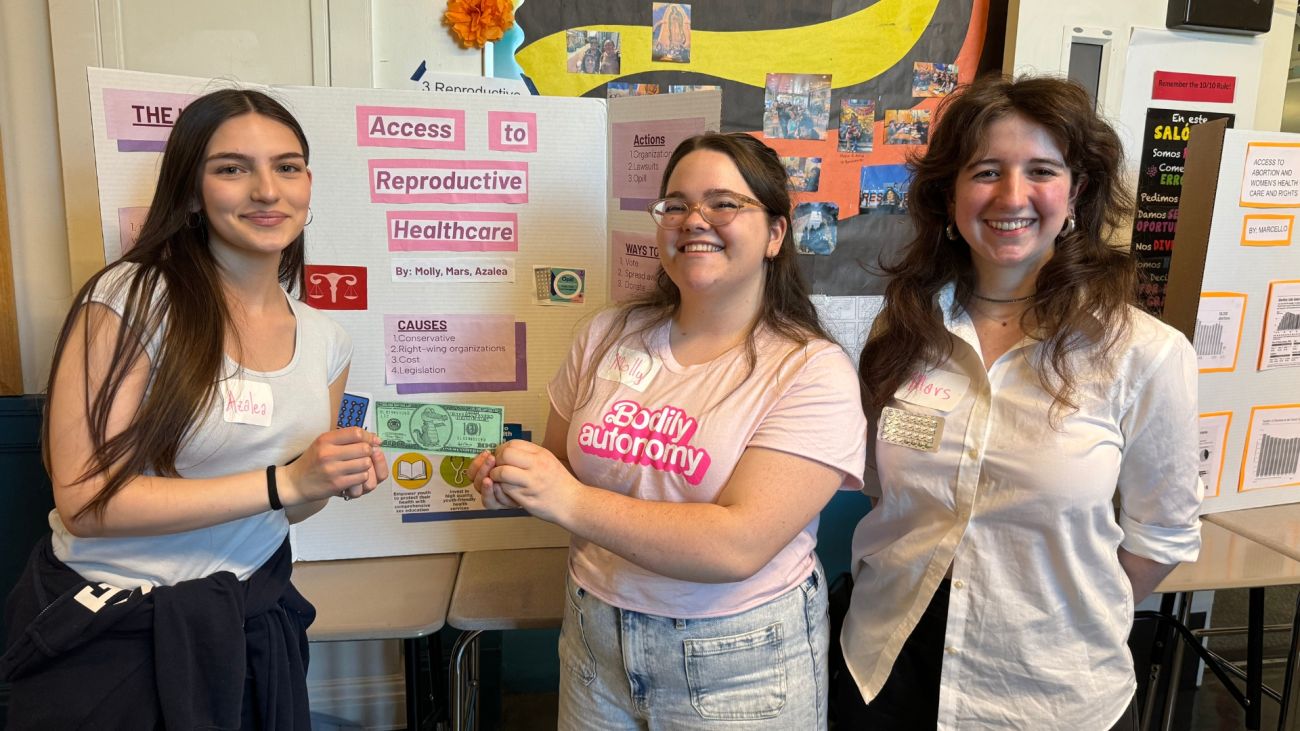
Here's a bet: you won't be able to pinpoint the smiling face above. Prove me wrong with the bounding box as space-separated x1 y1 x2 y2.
952 113 1077 285
657 149 785 304
199 113 311 264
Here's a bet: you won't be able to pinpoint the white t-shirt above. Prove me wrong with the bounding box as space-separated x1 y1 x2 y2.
842 284 1203 730
50 263 352 588
548 309 867 618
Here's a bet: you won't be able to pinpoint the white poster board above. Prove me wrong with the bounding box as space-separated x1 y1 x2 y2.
85 67 721 558
1172 127 1300 514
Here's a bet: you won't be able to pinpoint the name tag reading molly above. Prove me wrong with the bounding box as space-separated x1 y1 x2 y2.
878 406 943 452
596 346 661 392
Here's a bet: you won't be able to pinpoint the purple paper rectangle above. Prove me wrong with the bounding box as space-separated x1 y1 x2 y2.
117 139 167 152
400 507 528 522
395 323 527 394
620 198 655 212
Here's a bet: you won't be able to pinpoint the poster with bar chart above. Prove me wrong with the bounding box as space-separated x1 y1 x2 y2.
1194 293 1247 372
1258 280 1300 371
1239 405 1300 491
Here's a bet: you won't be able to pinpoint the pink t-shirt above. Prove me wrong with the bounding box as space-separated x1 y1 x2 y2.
548 310 867 618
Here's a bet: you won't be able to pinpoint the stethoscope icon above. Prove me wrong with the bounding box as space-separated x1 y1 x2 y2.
445 456 469 486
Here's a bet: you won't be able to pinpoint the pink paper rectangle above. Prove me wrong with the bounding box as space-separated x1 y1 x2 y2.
610 230 661 302
611 117 706 199
395 323 528 394
384 314 516 385
386 210 519 252
368 159 529 204
103 88 197 143
117 206 149 253
487 111 538 153
355 105 466 150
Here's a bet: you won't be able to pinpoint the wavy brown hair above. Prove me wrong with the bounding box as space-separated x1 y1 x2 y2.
860 74 1136 419
44 89 310 521
576 132 830 409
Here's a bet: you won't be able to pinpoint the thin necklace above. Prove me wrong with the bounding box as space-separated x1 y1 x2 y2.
967 301 1027 328
972 292 1035 304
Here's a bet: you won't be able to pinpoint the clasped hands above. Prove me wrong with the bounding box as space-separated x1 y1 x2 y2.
469 440 581 524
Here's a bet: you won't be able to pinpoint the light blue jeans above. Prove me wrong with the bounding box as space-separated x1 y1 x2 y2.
557 564 829 730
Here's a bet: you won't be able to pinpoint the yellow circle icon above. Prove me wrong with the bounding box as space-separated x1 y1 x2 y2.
392 452 433 490
439 456 473 488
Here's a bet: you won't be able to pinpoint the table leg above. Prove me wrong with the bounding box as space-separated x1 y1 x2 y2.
1141 594 1179 731
1247 588 1264 731
1278 589 1299 731
451 630 484 731
405 637 422 731
1161 593 1194 731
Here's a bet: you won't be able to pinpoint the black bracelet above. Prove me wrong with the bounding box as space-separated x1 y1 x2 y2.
267 465 283 511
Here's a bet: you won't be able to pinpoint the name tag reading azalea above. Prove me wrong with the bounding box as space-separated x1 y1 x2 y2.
220 379 273 427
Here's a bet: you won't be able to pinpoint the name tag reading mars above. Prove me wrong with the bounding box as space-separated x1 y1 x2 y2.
878 407 943 452
893 369 969 413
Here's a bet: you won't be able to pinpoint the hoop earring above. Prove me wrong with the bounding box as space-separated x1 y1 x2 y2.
186 210 204 229
305 208 314 227
1059 214 1076 238
945 223 959 241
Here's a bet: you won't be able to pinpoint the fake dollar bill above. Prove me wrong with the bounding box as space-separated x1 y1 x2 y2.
377 401 504 457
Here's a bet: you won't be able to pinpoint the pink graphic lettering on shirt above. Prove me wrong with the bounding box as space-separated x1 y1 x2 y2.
577 399 712 484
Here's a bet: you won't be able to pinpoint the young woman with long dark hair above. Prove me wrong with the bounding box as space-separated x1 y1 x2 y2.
2 88 387 729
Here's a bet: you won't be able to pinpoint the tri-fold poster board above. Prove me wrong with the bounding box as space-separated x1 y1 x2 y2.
1167 120 1300 514
87 67 720 559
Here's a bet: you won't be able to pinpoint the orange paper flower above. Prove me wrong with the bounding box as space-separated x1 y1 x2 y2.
444 0 515 49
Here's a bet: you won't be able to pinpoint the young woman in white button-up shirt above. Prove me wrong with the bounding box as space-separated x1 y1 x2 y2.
841 75 1202 730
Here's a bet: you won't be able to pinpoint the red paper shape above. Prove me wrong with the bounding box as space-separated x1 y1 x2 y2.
305 265 368 310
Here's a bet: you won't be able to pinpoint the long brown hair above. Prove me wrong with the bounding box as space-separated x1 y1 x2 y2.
576 132 830 408
44 89 311 520
860 74 1135 419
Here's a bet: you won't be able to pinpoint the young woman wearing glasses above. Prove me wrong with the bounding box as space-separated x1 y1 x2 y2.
469 132 865 729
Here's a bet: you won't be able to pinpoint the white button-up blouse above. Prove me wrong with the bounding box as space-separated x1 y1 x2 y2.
842 285 1203 730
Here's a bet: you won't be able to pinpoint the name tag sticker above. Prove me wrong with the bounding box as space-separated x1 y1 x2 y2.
221 379 274 427
878 407 943 452
596 346 661 392
894 369 970 412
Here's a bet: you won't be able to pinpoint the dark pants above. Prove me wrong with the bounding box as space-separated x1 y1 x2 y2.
834 580 1139 730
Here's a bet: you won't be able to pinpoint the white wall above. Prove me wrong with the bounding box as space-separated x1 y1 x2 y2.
1006 0 1296 130
0 1 72 392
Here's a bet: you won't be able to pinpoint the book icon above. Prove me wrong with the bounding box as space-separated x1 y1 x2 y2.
397 458 428 481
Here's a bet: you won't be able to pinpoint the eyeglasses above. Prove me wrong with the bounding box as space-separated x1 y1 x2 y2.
646 192 768 228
